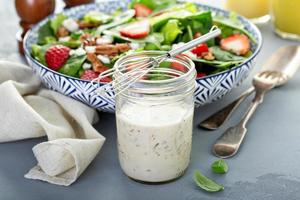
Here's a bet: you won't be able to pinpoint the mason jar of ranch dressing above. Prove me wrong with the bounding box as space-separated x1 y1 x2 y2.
114 51 196 183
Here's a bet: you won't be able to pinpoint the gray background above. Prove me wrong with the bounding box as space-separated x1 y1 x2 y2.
1 0 300 199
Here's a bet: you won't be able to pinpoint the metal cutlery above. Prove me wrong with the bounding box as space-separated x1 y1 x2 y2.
199 45 300 130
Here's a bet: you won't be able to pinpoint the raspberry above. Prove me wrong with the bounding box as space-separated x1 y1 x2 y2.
80 70 99 81
45 45 70 71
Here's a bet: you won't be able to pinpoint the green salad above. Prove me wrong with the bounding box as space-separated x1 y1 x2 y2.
31 0 255 82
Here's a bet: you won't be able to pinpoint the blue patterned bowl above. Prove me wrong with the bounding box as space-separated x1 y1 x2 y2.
24 0 262 113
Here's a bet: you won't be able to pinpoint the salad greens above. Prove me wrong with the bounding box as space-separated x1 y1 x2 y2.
194 170 224 192
129 0 176 11
51 13 67 35
31 0 255 81
211 160 229 174
58 55 87 77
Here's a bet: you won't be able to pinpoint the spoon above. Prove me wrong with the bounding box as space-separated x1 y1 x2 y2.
199 45 300 130
212 45 300 158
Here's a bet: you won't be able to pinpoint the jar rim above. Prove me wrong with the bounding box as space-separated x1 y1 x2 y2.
113 51 196 95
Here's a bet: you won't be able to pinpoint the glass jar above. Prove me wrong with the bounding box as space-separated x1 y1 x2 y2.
225 0 270 24
270 0 300 41
114 52 196 183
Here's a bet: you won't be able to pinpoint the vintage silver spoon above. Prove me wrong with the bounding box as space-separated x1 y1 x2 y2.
212 45 300 158
200 45 300 130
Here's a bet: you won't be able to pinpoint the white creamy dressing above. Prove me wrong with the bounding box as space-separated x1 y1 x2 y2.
116 103 194 182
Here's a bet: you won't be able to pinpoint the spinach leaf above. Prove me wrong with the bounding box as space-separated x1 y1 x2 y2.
213 14 256 43
50 13 66 34
211 160 229 174
103 29 164 50
37 21 55 45
129 0 176 11
96 10 135 35
31 44 52 65
192 46 245 69
193 57 243 69
57 40 81 48
58 55 86 76
194 170 224 192
161 19 182 45
83 11 112 24
150 10 193 31
150 2 198 16
210 46 245 61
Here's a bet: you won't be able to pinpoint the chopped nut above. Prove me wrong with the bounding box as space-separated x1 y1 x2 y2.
202 52 215 61
57 26 69 37
194 32 202 39
78 21 100 29
87 53 109 73
80 33 91 42
116 43 131 53
95 45 118 56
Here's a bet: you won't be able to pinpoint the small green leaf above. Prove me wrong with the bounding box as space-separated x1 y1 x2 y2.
58 55 86 76
50 13 67 34
193 170 224 192
83 11 112 24
210 46 245 61
211 160 229 174
37 21 55 45
161 19 182 45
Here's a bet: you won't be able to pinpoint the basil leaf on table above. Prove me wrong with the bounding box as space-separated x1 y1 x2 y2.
211 160 229 174
194 170 224 192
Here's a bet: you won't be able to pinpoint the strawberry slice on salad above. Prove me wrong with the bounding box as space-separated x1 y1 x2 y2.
120 20 150 39
134 4 153 17
220 34 250 56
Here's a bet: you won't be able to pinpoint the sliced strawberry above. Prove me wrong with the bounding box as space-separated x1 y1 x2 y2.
191 44 209 57
220 34 250 56
134 4 153 17
197 72 206 78
120 20 150 39
45 45 70 71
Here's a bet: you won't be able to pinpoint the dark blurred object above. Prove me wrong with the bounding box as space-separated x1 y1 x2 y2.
15 0 95 55
15 0 55 54
63 0 95 8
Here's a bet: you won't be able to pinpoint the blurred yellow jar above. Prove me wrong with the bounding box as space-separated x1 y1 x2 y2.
271 0 300 40
225 0 270 23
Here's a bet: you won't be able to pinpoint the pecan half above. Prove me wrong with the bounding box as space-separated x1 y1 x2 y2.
202 52 215 61
87 53 109 73
78 21 100 29
57 26 69 37
116 43 131 53
95 45 118 56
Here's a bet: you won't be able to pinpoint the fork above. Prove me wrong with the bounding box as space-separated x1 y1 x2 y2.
212 71 281 158
199 71 288 130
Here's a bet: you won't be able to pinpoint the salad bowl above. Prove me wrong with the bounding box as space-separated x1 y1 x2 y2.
24 0 262 113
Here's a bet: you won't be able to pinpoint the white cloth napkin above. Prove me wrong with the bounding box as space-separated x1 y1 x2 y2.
0 60 105 186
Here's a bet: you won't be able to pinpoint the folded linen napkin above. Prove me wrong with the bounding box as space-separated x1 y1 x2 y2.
0 60 105 186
